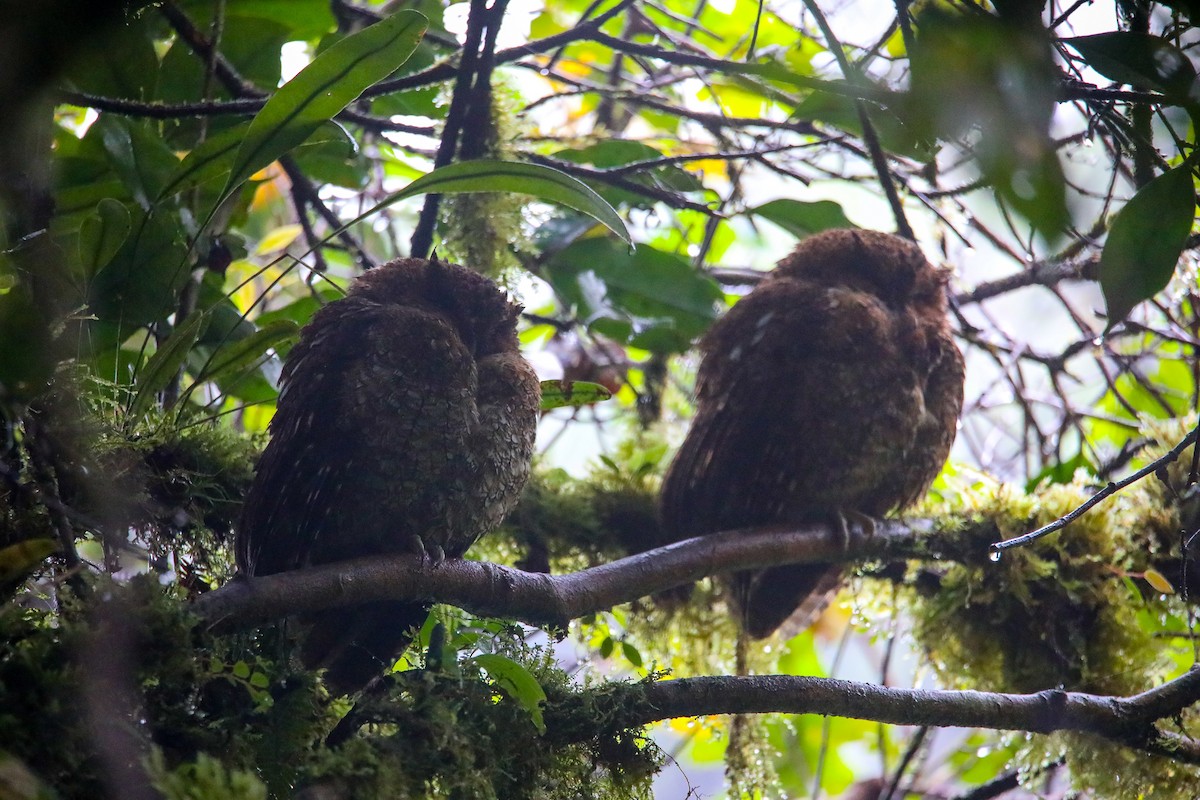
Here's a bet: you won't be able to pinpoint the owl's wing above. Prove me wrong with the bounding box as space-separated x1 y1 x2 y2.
235 296 476 576
659 279 938 637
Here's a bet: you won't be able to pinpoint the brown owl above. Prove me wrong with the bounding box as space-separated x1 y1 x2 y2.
659 229 964 638
236 257 540 694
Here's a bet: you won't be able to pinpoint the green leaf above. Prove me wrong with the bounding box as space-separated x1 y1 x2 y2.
621 641 643 668
1099 164 1196 329
0 539 58 589
78 199 131 276
474 653 547 734
89 209 192 326
372 159 631 245
95 117 182 210
161 121 355 200
221 9 427 199
192 319 299 386
538 379 613 410
1064 33 1197 99
127 312 206 422
544 238 721 352
750 199 856 239
909 10 1068 239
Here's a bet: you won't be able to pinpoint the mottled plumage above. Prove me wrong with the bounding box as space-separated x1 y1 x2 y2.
659 229 964 638
236 258 540 693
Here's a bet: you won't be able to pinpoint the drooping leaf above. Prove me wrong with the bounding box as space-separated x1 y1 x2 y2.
1064 33 1197 100
370 159 632 245
539 380 613 410
221 9 427 199
1099 164 1196 329
474 653 547 734
78 198 131 275
750 199 856 239
127 312 207 421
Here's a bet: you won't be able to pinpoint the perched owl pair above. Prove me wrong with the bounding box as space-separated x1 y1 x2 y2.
235 230 963 693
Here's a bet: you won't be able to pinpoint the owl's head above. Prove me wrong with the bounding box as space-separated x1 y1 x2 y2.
351 257 523 356
773 229 950 310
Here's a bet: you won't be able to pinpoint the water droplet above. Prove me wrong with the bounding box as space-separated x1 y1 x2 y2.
988 547 1003 563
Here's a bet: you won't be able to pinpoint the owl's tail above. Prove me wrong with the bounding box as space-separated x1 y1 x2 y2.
731 564 844 639
300 601 431 696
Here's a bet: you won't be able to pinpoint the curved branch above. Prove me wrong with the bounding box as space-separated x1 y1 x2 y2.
193 517 975 632
545 668 1200 764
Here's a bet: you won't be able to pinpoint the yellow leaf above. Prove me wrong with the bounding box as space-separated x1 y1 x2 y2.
255 224 303 255
1143 568 1175 595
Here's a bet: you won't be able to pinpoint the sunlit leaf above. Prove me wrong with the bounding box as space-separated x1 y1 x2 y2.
0 539 57 591
474 653 547 733
538 380 613 410
1143 568 1176 594
1099 163 1196 329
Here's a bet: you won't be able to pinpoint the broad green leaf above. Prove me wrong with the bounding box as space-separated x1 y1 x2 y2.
538 380 613 410
192 319 298 386
95 117 181 210
544 238 720 351
750 199 856 239
370 159 631 245
127 312 206 421
1064 33 1197 100
474 653 547 733
78 199 131 275
90 210 191 326
221 10 427 199
160 120 355 200
1099 164 1196 329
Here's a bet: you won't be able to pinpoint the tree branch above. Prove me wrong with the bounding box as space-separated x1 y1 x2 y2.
544 668 1200 765
193 517 981 632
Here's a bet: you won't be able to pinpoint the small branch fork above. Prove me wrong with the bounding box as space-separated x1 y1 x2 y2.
992 423 1199 553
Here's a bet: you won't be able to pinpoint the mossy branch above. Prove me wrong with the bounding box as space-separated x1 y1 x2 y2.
545 668 1200 765
193 517 992 632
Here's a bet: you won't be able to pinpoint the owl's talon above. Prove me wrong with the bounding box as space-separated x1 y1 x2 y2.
428 544 446 568
842 509 877 541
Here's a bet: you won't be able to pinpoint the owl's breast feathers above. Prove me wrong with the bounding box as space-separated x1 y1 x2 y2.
659 229 964 637
235 258 539 692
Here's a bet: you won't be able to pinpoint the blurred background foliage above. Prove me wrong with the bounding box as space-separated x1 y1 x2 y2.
4 0 1200 797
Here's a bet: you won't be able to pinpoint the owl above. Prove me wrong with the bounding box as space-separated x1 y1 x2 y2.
236 257 541 694
659 229 964 638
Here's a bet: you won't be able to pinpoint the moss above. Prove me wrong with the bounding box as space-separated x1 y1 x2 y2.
4 575 661 799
